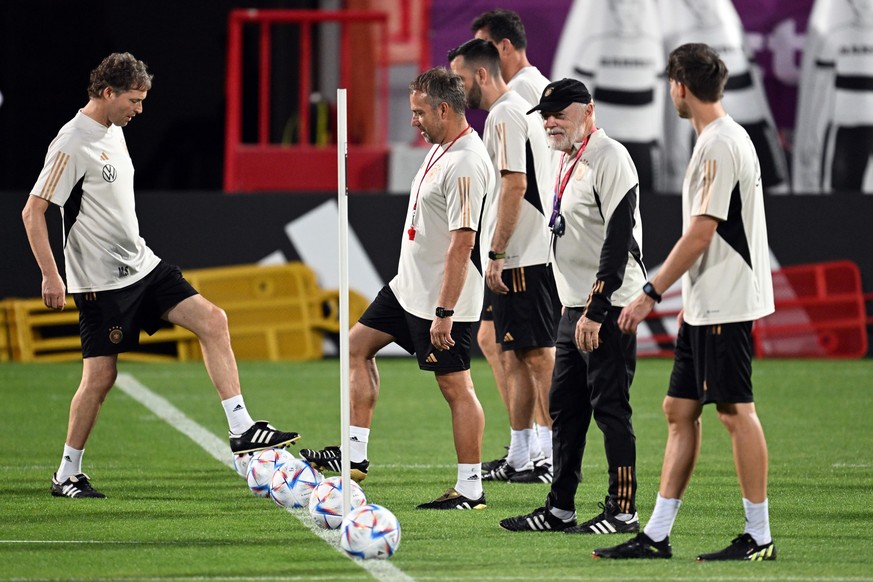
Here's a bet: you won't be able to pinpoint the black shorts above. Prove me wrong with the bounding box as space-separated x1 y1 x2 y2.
667 321 754 405
490 264 559 351
480 287 494 322
73 261 198 358
358 285 473 373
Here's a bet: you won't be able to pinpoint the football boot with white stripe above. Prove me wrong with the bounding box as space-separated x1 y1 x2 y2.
416 488 487 510
483 459 534 481
481 445 509 473
592 532 672 559
499 505 576 531
299 445 369 482
564 496 640 534
51 473 106 499
696 533 777 561
229 420 299 454
508 457 553 484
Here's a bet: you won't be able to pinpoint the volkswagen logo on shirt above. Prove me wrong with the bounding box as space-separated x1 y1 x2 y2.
102 164 117 182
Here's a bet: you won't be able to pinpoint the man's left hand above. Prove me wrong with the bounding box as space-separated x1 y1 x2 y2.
575 315 601 353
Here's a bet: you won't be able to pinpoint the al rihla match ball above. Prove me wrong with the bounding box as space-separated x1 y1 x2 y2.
246 448 294 498
232 452 253 479
308 476 367 529
270 458 324 509
340 503 401 560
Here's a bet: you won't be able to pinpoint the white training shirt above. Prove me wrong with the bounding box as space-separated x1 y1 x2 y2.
681 115 775 325
29 111 160 292
551 128 646 310
389 130 495 321
480 90 555 269
507 65 551 108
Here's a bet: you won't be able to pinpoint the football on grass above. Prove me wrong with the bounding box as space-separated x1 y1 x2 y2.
232 452 253 479
308 476 366 529
340 503 401 559
246 448 294 498
270 459 323 509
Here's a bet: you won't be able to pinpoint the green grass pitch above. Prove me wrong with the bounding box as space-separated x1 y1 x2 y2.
1 357 872 580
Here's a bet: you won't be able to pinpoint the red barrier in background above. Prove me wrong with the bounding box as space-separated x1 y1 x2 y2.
639 261 869 359
756 261 868 358
224 9 391 193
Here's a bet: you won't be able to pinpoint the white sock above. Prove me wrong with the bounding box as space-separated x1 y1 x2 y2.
57 445 84 481
507 428 533 470
222 395 256 434
455 463 483 499
743 498 772 545
538 426 553 461
349 426 370 463
643 494 682 542
529 423 545 460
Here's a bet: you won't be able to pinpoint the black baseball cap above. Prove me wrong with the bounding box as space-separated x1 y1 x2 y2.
526 78 592 115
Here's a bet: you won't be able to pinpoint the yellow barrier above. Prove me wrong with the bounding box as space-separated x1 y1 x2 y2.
3 263 367 363
4 297 196 363
183 263 328 361
0 300 10 362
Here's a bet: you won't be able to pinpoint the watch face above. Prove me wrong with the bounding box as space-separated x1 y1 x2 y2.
644 283 661 302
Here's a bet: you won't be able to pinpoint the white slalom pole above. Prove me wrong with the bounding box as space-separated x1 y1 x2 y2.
337 88 351 518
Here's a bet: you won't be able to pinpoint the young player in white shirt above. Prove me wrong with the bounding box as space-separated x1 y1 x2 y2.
596 42 776 562
22 53 299 499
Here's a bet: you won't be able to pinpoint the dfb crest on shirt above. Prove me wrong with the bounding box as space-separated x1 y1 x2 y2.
102 164 117 182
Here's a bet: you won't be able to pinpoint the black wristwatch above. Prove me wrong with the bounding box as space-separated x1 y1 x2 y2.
435 306 455 318
488 250 506 260
642 281 662 303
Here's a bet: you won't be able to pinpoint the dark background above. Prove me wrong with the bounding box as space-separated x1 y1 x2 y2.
0 0 319 192
3 190 871 300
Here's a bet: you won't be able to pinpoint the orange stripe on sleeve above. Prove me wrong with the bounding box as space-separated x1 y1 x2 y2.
40 152 70 202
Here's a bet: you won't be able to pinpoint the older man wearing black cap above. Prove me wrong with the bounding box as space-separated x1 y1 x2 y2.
500 78 648 535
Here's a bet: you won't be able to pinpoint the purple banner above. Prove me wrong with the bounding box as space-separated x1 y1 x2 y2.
430 0 813 133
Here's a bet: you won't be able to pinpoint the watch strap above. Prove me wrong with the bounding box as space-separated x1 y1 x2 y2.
642 281 662 303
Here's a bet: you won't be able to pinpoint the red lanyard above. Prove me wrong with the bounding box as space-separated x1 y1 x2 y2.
408 125 471 241
553 129 596 206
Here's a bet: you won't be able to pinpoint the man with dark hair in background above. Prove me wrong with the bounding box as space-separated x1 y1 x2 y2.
471 7 557 477
449 38 557 484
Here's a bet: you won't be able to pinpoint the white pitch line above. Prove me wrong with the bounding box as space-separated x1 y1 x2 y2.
115 373 413 582
0 540 139 544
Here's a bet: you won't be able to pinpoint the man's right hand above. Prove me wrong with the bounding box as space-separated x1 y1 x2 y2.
42 273 66 310
486 259 509 294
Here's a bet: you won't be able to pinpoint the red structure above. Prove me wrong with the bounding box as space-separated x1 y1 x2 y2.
224 5 429 193
640 261 870 359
